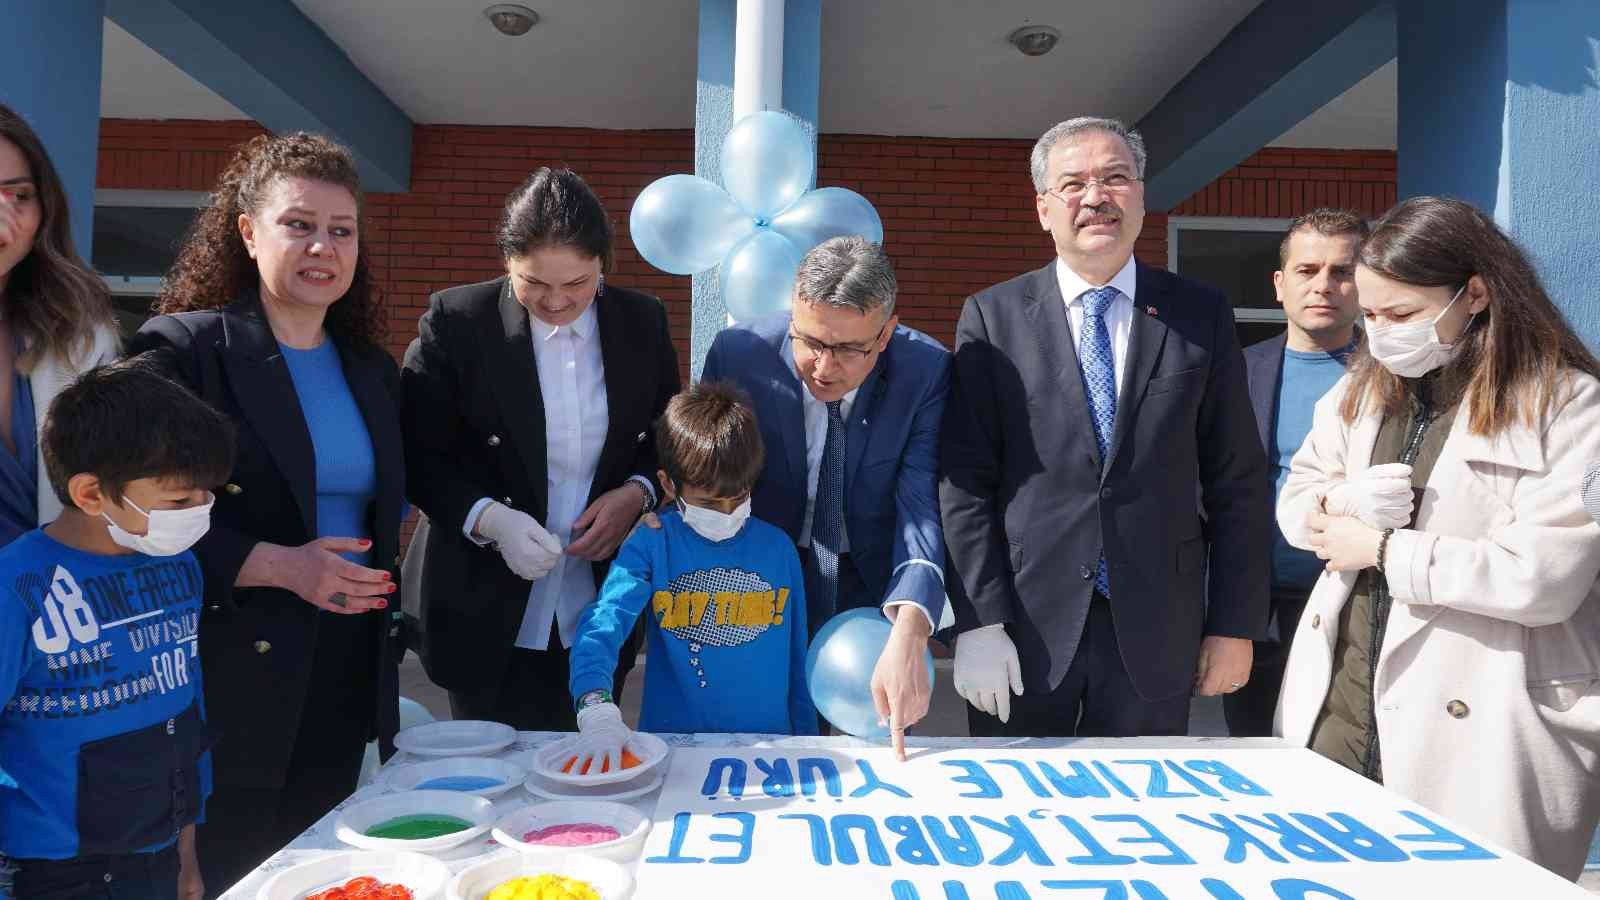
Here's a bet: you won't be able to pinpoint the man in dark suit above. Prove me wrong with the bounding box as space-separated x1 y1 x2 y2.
702 237 949 758
1226 208 1367 736
941 117 1271 737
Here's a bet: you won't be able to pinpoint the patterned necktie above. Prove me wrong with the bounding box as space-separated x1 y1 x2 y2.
1079 286 1119 598
809 399 847 617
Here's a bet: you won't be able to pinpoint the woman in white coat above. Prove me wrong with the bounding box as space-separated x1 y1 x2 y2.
0 105 120 545
1276 196 1600 880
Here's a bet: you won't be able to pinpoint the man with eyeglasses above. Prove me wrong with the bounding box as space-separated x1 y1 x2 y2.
941 117 1271 738
701 236 951 759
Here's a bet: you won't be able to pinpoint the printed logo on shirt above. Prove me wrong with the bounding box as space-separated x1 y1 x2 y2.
5 556 202 719
651 566 793 689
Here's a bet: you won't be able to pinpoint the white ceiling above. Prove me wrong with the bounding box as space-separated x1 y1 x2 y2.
97 0 1396 148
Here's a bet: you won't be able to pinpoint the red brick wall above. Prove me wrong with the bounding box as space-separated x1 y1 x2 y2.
95 119 1397 356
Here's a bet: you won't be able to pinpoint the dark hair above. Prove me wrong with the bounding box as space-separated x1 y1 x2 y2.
1340 196 1600 435
1278 207 1370 268
43 353 236 506
656 381 765 499
497 167 614 270
159 132 384 347
0 104 115 372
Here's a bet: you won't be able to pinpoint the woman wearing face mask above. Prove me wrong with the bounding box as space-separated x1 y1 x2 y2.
127 133 405 893
0 105 121 548
1275 196 1600 879
401 167 678 731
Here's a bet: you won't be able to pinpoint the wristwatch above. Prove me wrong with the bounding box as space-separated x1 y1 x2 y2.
575 689 613 713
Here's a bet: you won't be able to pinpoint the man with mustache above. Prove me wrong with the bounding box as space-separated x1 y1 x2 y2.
941 117 1271 737
1227 208 1368 737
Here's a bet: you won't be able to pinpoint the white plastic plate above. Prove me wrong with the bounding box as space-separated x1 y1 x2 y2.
491 800 650 864
394 721 516 759
334 790 496 854
256 851 451 900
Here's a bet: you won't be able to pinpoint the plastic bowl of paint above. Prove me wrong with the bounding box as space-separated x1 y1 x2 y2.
335 790 497 854
394 721 517 759
257 851 451 900
531 731 669 787
380 756 526 799
446 851 631 900
490 800 650 864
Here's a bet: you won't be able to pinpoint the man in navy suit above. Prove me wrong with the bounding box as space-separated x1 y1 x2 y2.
702 237 950 758
941 117 1271 737
1228 208 1367 736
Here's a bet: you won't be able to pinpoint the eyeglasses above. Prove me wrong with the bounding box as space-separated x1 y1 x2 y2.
1044 173 1143 202
789 320 889 364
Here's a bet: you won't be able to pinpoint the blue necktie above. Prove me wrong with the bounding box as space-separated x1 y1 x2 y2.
1079 286 1119 598
809 399 846 615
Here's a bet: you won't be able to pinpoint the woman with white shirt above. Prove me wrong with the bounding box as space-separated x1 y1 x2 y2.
401 167 679 729
0 105 119 547
1276 196 1600 879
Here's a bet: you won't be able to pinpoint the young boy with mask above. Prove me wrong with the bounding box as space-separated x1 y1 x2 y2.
0 358 234 899
567 382 814 767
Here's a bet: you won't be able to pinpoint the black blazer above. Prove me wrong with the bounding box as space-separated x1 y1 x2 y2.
940 261 1272 701
127 294 404 789
400 277 679 691
1243 332 1288 457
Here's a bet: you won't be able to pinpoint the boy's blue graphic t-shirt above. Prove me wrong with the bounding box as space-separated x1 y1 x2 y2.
0 530 211 859
569 510 817 735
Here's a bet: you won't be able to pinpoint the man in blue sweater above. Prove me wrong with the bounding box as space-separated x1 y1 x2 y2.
1227 209 1370 736
567 382 814 766
0 359 235 899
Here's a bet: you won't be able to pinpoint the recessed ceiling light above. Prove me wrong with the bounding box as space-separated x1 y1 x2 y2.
485 4 539 36
1008 25 1061 57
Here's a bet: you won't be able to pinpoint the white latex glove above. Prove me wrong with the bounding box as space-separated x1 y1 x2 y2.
1322 462 1415 529
953 624 1024 723
571 702 631 775
475 501 562 581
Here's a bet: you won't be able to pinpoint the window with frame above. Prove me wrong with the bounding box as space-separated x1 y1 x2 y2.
91 190 209 339
1167 216 1290 349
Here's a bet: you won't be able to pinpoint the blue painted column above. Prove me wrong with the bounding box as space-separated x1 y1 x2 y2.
1 0 107 259
1398 0 1600 349
690 0 821 379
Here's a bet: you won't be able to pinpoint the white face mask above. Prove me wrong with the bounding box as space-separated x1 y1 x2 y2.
678 496 751 542
1366 283 1473 378
103 494 214 556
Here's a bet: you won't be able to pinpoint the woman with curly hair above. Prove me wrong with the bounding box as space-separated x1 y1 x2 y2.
128 132 404 893
0 104 119 546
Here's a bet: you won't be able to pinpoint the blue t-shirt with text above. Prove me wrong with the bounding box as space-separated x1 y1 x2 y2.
0 530 211 859
569 510 817 735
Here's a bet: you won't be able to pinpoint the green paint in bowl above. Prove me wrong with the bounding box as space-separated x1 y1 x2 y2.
365 813 473 840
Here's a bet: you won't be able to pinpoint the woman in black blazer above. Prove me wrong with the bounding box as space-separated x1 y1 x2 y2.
402 167 678 731
128 133 404 896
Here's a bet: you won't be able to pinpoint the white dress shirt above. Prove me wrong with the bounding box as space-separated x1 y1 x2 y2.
463 302 608 651
785 337 857 552
1056 254 1138 399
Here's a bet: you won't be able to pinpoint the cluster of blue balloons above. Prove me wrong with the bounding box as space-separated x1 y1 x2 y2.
805 607 935 739
630 111 885 321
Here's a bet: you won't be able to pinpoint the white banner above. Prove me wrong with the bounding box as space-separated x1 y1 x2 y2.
634 746 1586 899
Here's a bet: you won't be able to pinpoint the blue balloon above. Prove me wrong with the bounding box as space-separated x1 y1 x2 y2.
630 174 754 275
772 187 885 254
720 229 801 321
805 608 935 739
721 111 815 219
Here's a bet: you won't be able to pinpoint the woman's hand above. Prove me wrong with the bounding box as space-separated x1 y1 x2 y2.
237 537 395 613
1306 510 1383 572
566 484 648 561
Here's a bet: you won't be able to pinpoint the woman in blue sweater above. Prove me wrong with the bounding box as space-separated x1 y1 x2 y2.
128 133 405 894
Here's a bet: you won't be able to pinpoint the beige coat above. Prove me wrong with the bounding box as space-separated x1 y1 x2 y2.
1275 372 1600 880
28 323 120 523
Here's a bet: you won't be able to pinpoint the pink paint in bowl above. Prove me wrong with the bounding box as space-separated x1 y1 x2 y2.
520 823 621 847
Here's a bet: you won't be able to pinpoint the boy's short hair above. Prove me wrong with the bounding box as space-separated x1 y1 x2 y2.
656 381 765 499
43 354 237 506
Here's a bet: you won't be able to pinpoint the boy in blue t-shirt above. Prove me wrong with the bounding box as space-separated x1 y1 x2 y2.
568 382 815 768
0 359 235 899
